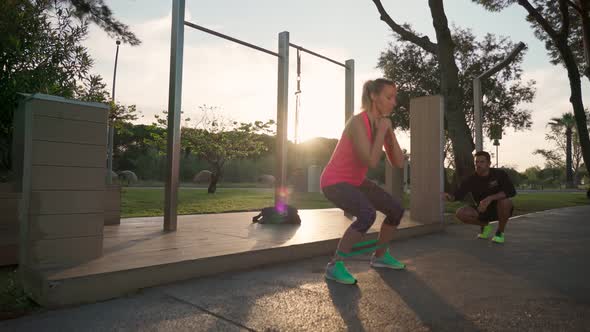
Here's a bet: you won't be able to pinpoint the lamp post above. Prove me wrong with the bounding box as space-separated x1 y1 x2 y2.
107 40 121 184
473 42 525 152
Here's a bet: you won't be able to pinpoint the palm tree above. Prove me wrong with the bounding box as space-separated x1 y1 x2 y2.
549 113 576 188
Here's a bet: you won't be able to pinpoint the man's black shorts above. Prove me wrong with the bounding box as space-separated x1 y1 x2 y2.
478 201 514 222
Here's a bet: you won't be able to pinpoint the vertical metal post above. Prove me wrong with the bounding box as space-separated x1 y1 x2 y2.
473 42 525 154
473 78 483 152
344 59 355 123
275 31 289 209
107 40 121 185
164 0 185 231
344 59 355 219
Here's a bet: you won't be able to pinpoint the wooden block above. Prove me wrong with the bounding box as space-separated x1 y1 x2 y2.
27 214 104 241
29 191 105 215
104 211 121 226
410 95 444 224
385 164 404 202
0 183 16 192
0 195 19 229
0 229 18 245
29 97 108 124
32 116 107 146
104 185 121 225
31 166 105 191
32 141 105 168
27 236 103 269
0 243 18 266
104 187 121 210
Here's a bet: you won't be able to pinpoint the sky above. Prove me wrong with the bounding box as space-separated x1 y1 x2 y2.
83 0 590 172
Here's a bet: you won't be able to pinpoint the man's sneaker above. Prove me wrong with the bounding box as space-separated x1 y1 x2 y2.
325 261 357 285
477 223 494 239
491 233 505 244
370 250 406 270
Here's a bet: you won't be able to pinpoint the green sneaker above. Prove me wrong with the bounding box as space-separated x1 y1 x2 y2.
370 250 406 270
477 223 494 239
325 261 357 285
491 233 505 244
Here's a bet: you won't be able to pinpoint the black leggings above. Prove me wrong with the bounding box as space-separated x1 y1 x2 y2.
322 179 404 233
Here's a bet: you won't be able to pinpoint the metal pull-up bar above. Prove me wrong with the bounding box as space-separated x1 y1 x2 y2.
289 43 347 68
165 0 355 230
165 1 290 231
184 21 279 57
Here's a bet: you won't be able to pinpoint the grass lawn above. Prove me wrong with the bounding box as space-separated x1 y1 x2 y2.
121 188 335 218
122 187 588 218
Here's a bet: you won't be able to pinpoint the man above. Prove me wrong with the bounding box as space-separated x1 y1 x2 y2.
443 151 516 244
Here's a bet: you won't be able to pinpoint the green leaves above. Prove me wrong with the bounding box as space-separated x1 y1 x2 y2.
147 105 275 182
0 0 94 171
377 26 535 134
473 0 586 75
54 0 141 46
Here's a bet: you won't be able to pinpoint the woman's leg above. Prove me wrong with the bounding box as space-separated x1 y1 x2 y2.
322 182 377 262
359 180 404 257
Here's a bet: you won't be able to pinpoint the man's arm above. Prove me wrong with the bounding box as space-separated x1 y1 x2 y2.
478 171 516 211
486 191 507 201
484 171 516 202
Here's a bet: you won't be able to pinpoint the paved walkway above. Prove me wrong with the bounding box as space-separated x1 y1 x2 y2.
2 205 589 331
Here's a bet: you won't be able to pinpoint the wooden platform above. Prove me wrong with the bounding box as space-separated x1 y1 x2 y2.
22 209 445 307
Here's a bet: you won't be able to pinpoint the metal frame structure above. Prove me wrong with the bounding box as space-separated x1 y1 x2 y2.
287 44 355 124
164 0 354 231
473 42 526 152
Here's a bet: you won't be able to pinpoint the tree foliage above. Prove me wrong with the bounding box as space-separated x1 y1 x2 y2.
535 111 589 184
378 27 535 137
51 0 140 45
472 0 590 194
371 0 476 188
152 105 276 193
474 0 586 75
1 0 93 173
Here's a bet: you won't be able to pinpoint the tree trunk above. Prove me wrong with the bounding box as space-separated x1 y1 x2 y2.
208 172 219 194
428 0 475 189
560 40 590 190
566 127 574 187
578 0 590 80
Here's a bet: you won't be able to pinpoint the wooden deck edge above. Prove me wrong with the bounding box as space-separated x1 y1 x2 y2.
26 223 444 308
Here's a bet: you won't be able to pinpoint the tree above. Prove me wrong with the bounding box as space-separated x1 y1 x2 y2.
371 0 476 189
0 0 93 174
500 167 525 187
533 148 565 168
473 0 590 196
75 74 110 103
378 27 535 145
114 123 166 180
548 112 576 187
523 166 542 188
50 0 140 45
152 106 275 193
574 0 590 80
535 110 589 185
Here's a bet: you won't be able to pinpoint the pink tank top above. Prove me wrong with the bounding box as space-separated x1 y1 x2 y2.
320 112 372 189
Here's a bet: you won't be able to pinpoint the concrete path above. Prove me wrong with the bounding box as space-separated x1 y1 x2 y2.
2 205 589 331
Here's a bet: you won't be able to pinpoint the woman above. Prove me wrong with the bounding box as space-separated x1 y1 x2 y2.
321 78 406 284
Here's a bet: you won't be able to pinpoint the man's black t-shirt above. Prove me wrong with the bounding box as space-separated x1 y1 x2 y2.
453 168 516 205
